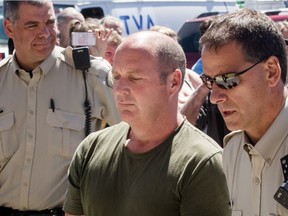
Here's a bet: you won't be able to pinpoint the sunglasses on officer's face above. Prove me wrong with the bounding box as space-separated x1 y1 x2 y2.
200 57 266 90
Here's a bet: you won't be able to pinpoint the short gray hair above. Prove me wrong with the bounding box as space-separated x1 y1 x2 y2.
4 0 50 22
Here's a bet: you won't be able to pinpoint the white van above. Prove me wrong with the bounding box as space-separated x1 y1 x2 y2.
52 0 239 36
0 0 239 58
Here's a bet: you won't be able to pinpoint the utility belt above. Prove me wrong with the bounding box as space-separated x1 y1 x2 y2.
0 206 64 216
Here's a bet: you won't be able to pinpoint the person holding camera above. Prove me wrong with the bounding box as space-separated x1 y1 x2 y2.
69 19 122 66
63 31 231 216
57 7 85 48
200 8 288 215
0 1 120 215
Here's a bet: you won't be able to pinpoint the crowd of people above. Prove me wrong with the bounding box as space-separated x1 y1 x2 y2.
0 0 287 216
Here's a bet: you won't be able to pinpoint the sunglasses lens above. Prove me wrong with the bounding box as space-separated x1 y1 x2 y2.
215 73 240 89
200 75 213 89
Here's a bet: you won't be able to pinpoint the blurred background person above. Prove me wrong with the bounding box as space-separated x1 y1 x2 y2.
69 19 122 65
276 20 288 86
57 7 85 47
276 20 288 40
101 15 124 35
103 29 123 65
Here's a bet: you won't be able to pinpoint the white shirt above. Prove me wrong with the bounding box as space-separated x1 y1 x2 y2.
223 97 288 216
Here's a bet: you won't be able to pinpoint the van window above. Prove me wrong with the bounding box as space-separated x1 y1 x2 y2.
177 20 202 68
81 7 104 19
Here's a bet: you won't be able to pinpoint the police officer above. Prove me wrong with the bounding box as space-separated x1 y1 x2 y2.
0 0 120 215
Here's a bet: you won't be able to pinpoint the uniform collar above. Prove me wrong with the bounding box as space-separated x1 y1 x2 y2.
224 96 288 165
11 45 65 77
252 96 288 163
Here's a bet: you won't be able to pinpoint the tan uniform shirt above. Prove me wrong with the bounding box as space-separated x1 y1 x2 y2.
0 46 120 210
223 97 288 216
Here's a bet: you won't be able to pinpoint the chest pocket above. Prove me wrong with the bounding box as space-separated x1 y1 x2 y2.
46 109 85 158
231 211 242 216
0 112 17 172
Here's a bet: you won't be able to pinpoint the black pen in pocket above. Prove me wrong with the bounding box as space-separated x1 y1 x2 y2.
50 99 55 112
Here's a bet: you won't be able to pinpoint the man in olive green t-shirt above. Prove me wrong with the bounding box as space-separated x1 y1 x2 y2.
64 31 231 216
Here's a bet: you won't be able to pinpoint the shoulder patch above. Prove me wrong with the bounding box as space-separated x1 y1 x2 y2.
106 70 114 88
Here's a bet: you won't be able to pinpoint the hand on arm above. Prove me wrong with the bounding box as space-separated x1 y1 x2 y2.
180 84 209 125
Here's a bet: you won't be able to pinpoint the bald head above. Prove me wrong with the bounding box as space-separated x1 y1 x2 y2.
57 7 85 47
57 7 84 23
115 31 186 84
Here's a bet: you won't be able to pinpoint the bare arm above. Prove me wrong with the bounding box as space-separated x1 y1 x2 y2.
186 68 202 89
89 28 113 57
180 84 209 125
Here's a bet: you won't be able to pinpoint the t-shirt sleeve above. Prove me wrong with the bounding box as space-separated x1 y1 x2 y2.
63 138 90 215
180 152 231 216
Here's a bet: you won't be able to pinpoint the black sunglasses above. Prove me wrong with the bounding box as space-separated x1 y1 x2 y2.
200 58 266 90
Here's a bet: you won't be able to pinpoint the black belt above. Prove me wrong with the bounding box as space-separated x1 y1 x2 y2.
0 206 64 216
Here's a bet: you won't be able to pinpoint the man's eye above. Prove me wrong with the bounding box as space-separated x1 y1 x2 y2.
26 24 37 29
47 20 55 26
112 75 120 81
129 77 141 81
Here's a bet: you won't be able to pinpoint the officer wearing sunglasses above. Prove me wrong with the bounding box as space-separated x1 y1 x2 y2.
199 8 288 216
200 57 267 90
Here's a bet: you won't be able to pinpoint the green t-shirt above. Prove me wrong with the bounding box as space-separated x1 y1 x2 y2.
64 120 231 216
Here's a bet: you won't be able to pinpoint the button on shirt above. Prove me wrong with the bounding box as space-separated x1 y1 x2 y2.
223 97 288 216
0 46 120 210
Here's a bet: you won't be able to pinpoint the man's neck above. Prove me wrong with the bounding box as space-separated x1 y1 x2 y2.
125 114 185 153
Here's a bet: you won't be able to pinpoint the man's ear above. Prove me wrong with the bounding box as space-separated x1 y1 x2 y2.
264 56 282 87
4 19 14 38
168 69 182 92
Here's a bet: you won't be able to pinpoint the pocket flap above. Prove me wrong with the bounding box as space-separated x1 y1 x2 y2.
0 112 14 131
47 109 85 131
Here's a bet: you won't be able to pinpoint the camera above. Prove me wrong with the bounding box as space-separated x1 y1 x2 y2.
71 32 96 46
274 181 288 209
274 154 288 209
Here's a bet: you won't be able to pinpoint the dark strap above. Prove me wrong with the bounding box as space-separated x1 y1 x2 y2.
0 206 64 216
